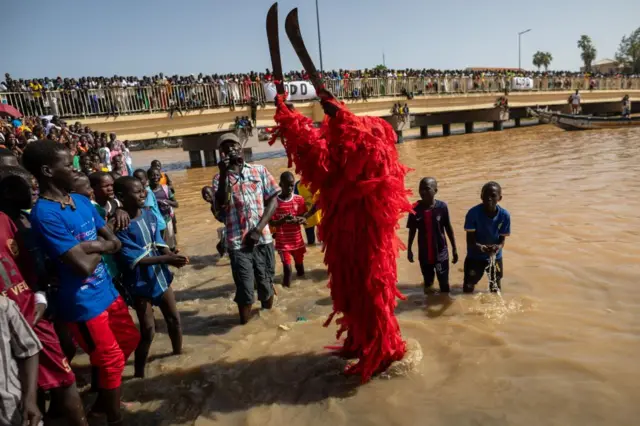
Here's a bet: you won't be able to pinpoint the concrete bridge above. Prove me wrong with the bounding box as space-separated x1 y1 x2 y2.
78 89 637 167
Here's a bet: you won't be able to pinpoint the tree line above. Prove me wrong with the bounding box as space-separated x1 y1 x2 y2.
532 26 640 73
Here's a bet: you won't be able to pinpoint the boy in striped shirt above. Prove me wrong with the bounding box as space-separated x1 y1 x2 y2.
270 172 307 288
113 176 188 378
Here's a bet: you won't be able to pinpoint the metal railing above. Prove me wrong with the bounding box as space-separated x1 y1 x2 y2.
1 76 639 119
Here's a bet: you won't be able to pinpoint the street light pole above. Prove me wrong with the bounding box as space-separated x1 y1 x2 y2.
315 0 324 72
518 29 532 70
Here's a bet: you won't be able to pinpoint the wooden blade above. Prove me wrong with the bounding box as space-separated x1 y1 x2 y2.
266 2 285 95
284 8 324 91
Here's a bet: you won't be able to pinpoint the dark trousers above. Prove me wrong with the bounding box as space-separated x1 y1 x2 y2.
463 257 504 293
305 227 316 245
419 256 450 292
228 243 275 305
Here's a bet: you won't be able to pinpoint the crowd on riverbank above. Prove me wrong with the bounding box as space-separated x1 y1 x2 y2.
0 124 192 424
1 115 133 175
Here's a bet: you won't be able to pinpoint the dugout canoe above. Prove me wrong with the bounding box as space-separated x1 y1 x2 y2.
527 107 640 131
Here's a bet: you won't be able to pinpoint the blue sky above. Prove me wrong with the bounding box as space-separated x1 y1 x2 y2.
4 0 639 78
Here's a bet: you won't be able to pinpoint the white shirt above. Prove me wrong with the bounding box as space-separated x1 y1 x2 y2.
571 94 581 105
123 147 132 166
99 147 112 171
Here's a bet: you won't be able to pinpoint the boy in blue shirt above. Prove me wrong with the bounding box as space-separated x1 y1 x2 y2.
407 177 458 293
114 176 188 378
463 181 511 293
133 168 166 234
22 141 139 426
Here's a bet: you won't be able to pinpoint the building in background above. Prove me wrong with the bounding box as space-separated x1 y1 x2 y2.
582 59 623 74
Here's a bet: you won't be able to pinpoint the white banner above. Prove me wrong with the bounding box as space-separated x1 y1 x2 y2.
512 77 534 90
263 81 317 102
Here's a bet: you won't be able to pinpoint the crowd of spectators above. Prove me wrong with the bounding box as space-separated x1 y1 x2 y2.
0 114 132 176
2 67 638 118
2 68 638 94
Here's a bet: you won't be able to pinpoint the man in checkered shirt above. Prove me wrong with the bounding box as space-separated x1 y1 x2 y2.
212 133 281 324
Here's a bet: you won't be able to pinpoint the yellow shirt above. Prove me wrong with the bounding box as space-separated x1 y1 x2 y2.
30 82 43 98
296 182 321 228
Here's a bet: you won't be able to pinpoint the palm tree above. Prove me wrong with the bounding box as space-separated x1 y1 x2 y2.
577 35 597 71
533 51 553 71
532 51 544 70
541 52 553 71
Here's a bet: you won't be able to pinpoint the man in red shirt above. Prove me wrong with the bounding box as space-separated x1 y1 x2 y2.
270 172 307 287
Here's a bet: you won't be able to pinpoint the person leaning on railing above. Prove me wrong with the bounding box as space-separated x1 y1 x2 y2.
2 71 639 119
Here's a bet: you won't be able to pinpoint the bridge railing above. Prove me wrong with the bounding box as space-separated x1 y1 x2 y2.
1 76 638 118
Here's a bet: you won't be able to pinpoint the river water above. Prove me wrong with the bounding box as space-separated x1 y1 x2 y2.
109 125 640 425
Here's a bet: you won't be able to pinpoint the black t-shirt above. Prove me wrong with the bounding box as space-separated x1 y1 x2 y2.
406 199 452 263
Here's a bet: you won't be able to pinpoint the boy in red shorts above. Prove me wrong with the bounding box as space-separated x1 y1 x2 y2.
0 171 88 426
270 172 307 287
22 141 140 426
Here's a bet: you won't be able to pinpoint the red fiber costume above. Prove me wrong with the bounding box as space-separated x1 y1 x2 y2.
270 94 412 382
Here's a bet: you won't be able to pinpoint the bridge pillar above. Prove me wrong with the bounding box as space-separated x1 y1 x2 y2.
189 151 203 168
442 123 451 136
515 118 521 127
465 122 474 134
203 150 218 167
493 120 503 131
395 130 404 144
420 126 428 138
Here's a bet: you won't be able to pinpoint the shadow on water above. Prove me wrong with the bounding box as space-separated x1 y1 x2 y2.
315 296 333 307
175 283 236 303
122 352 359 425
154 310 239 337
187 254 221 270
305 268 329 282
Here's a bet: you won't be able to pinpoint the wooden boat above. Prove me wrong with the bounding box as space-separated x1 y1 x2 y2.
527 107 640 131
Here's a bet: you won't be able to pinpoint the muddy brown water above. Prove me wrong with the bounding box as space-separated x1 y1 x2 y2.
81 125 640 425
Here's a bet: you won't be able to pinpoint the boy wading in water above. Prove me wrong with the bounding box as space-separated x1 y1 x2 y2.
463 181 511 293
407 177 458 293
114 177 187 378
270 172 307 288
22 141 140 426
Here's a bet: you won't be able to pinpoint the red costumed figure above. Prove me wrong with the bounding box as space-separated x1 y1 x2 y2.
270 93 412 382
